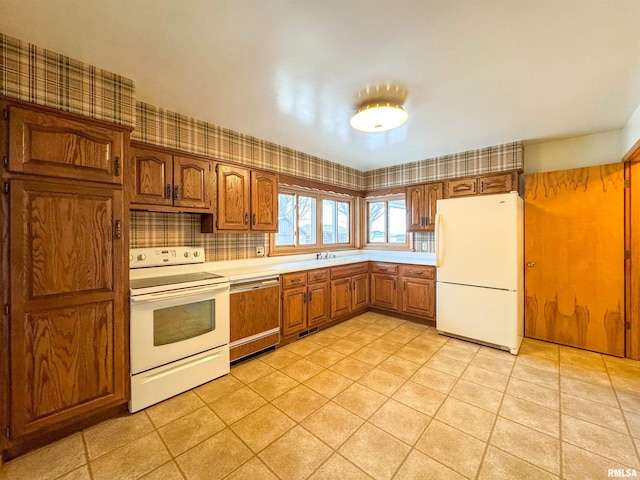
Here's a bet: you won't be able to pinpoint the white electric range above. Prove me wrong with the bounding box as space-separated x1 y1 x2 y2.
129 246 230 412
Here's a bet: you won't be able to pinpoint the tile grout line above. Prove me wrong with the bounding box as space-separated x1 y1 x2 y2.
602 355 640 467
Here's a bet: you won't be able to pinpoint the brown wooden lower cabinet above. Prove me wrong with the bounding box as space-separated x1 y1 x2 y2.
5 179 128 447
281 269 330 338
329 263 369 319
400 265 436 319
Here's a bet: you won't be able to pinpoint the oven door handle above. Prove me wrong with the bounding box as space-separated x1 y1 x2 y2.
131 284 229 303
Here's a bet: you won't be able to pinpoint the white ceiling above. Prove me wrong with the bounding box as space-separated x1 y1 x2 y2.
2 0 640 171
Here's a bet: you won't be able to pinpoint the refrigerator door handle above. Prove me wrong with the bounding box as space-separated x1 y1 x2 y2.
435 213 442 267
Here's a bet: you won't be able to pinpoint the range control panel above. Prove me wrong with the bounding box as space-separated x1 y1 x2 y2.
129 247 205 268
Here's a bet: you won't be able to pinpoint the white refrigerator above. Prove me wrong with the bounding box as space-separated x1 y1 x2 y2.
435 191 524 354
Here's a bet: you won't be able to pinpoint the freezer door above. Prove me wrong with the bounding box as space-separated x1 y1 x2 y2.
436 282 523 353
436 192 522 290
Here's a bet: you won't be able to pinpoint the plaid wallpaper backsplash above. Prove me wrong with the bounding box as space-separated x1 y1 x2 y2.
130 211 267 262
133 102 364 191
0 33 135 127
366 142 523 190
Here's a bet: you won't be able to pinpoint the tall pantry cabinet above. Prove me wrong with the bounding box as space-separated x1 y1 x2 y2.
0 100 130 458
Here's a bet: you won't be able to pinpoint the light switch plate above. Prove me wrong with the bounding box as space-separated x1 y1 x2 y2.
256 246 265 257
421 242 429 251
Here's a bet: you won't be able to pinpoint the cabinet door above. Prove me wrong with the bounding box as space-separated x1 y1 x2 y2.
131 146 173 206
230 286 280 342
9 180 126 438
217 165 250 230
174 156 212 210
424 182 443 230
330 278 351 318
371 273 398 310
478 172 515 195
8 106 124 184
251 171 278 232
352 273 370 311
406 185 425 231
308 283 330 327
402 277 435 317
282 286 307 337
446 178 477 198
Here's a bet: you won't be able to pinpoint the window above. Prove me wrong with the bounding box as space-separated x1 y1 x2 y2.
365 195 410 249
275 192 317 247
272 186 355 253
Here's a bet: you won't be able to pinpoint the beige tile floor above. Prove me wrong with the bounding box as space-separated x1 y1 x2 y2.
2 312 640 480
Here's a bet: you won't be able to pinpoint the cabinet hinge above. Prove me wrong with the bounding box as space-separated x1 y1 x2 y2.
625 321 632 330
625 250 631 260
4 304 9 316
3 182 9 194
2 155 7 167
624 179 630 188
114 156 121 176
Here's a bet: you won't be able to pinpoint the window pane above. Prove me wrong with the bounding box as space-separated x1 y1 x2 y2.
322 199 336 244
388 199 406 243
337 202 349 243
298 196 316 245
276 193 296 246
368 201 386 243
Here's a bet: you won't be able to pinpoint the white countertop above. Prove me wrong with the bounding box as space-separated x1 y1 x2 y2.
130 250 436 283
209 250 436 283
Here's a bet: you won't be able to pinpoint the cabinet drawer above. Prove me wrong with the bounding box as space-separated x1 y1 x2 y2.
477 173 514 194
401 265 435 279
446 178 477 197
281 272 307 289
307 268 329 284
331 262 368 279
370 262 398 274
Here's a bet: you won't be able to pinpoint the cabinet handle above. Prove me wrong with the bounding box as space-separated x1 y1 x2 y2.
309 291 313 302
114 220 122 239
303 292 307 303
114 156 120 176
480 180 485 192
252 213 256 225
393 280 396 289
174 185 179 200
379 267 388 271
244 213 249 224
404 281 406 291
165 184 171 199
291 278 300 283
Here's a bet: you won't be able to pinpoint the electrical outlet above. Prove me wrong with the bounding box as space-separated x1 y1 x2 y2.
421 242 429 251
256 246 265 257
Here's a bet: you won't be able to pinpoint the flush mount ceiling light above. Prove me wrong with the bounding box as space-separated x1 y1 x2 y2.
350 101 408 132
350 84 409 133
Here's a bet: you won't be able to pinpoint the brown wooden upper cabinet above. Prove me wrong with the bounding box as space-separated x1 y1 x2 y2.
7 105 125 184
215 165 278 232
444 171 518 198
130 145 213 211
406 182 443 232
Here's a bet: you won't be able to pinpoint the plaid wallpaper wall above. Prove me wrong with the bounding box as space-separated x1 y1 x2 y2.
0 33 135 127
365 142 523 189
130 211 267 261
0 31 523 258
133 102 364 191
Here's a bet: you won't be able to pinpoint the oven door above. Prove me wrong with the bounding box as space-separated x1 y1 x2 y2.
130 283 230 374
